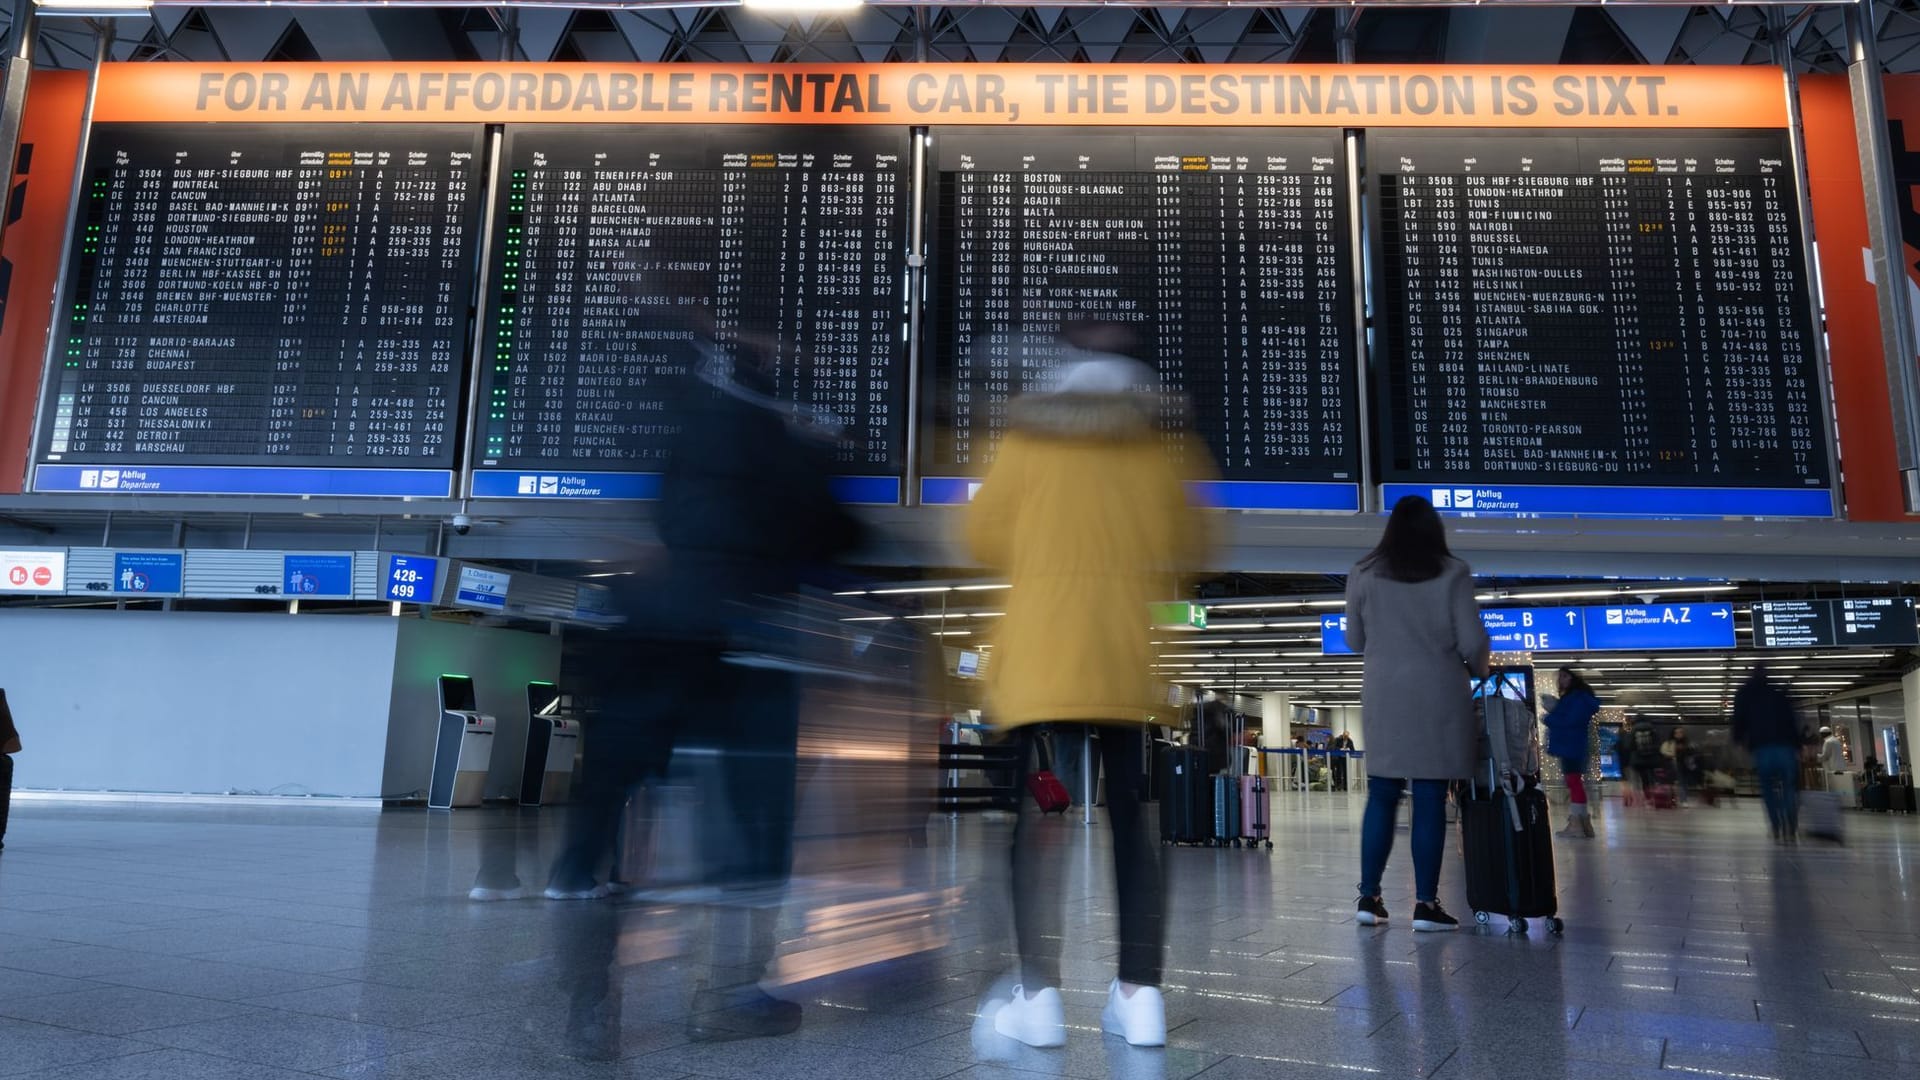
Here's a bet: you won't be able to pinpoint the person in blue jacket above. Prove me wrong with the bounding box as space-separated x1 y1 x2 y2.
1542 667 1601 837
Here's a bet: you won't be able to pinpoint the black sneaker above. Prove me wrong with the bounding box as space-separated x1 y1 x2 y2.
1412 902 1459 933
1355 896 1390 926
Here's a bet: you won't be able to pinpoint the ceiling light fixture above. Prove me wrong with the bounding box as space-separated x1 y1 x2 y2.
35 0 152 14
743 0 865 9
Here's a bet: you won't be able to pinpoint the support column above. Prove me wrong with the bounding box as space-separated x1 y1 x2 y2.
1846 0 1920 509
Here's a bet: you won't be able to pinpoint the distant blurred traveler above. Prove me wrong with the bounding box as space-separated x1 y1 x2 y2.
1331 730 1356 792
1733 664 1803 842
1345 495 1491 933
1819 725 1848 792
1542 667 1600 838
1668 728 1700 804
0 689 18 852
1626 717 1664 805
966 349 1212 1049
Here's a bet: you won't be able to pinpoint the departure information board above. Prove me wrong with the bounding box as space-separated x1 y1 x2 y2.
922 128 1359 510
469 125 910 503
33 124 483 497
1371 130 1834 519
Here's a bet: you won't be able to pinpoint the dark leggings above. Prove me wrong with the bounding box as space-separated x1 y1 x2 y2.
0 753 11 842
1010 724 1164 988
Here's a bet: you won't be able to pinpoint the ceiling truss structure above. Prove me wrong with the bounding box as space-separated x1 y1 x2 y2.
3 4 1920 72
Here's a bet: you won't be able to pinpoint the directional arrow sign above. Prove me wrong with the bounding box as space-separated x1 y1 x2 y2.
1582 603 1736 651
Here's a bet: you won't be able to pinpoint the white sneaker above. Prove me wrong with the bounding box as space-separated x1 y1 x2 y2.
467 884 525 902
992 984 1067 1048
1101 979 1167 1047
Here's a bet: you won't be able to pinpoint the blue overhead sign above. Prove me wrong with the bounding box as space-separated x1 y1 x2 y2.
1322 602 1736 655
36 464 452 498
1321 614 1353 655
1481 607 1585 653
283 554 355 600
924 477 1361 511
112 552 183 597
1380 483 1835 520
384 555 438 604
1580 603 1735 652
471 470 903 506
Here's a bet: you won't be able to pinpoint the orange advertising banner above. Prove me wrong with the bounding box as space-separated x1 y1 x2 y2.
0 72 87 494
91 62 1791 129
1799 74 1920 522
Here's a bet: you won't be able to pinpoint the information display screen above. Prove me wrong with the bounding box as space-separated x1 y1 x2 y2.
34 124 484 495
471 125 910 501
923 128 1359 509
1370 129 1833 519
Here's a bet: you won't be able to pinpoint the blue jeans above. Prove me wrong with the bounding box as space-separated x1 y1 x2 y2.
1358 776 1449 904
1752 744 1799 837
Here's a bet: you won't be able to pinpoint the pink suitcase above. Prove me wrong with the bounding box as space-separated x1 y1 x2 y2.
1241 774 1272 849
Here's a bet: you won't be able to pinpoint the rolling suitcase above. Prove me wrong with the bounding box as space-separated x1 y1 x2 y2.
1240 774 1272 849
1801 789 1845 842
1212 774 1241 848
1463 784 1562 935
1159 747 1210 844
1465 672 1561 935
1026 734 1070 814
1891 784 1915 814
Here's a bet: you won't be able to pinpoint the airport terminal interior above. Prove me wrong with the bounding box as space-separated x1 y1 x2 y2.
4 2 1920 1079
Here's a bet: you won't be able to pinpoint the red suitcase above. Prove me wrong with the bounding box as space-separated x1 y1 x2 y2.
1027 734 1070 814
1028 769 1070 814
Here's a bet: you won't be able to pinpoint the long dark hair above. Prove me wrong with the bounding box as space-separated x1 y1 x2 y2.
1559 667 1596 699
1361 495 1452 583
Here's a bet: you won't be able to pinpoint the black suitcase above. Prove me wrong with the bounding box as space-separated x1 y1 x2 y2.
1462 785 1562 935
1892 784 1916 814
1863 783 1890 812
1159 748 1211 845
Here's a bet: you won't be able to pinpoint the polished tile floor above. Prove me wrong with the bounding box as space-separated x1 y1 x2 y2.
1 794 1917 1079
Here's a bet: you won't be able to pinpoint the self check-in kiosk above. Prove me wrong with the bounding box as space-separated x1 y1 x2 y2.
520 680 581 806
429 674 495 810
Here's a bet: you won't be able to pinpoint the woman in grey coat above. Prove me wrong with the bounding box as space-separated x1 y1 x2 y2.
1344 496 1490 932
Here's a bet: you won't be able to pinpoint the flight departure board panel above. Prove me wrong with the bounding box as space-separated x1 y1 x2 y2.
1371 129 1834 519
470 125 910 502
33 124 484 497
922 127 1360 510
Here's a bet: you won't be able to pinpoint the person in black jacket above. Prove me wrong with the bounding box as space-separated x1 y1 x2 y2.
547 310 865 1051
1733 663 1802 842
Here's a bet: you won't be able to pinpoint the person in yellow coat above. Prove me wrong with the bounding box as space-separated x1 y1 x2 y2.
965 347 1213 1051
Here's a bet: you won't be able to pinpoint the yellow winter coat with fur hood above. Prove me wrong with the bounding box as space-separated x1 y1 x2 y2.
965 390 1213 728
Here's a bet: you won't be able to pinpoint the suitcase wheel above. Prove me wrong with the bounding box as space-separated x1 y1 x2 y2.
1508 917 1528 935
1547 917 1564 936
1474 911 1490 926
1264 840 1274 850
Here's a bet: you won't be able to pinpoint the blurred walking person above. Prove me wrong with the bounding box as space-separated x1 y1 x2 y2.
1345 495 1491 933
966 348 1212 1049
1734 663 1803 843
548 309 865 1052
1543 668 1600 837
